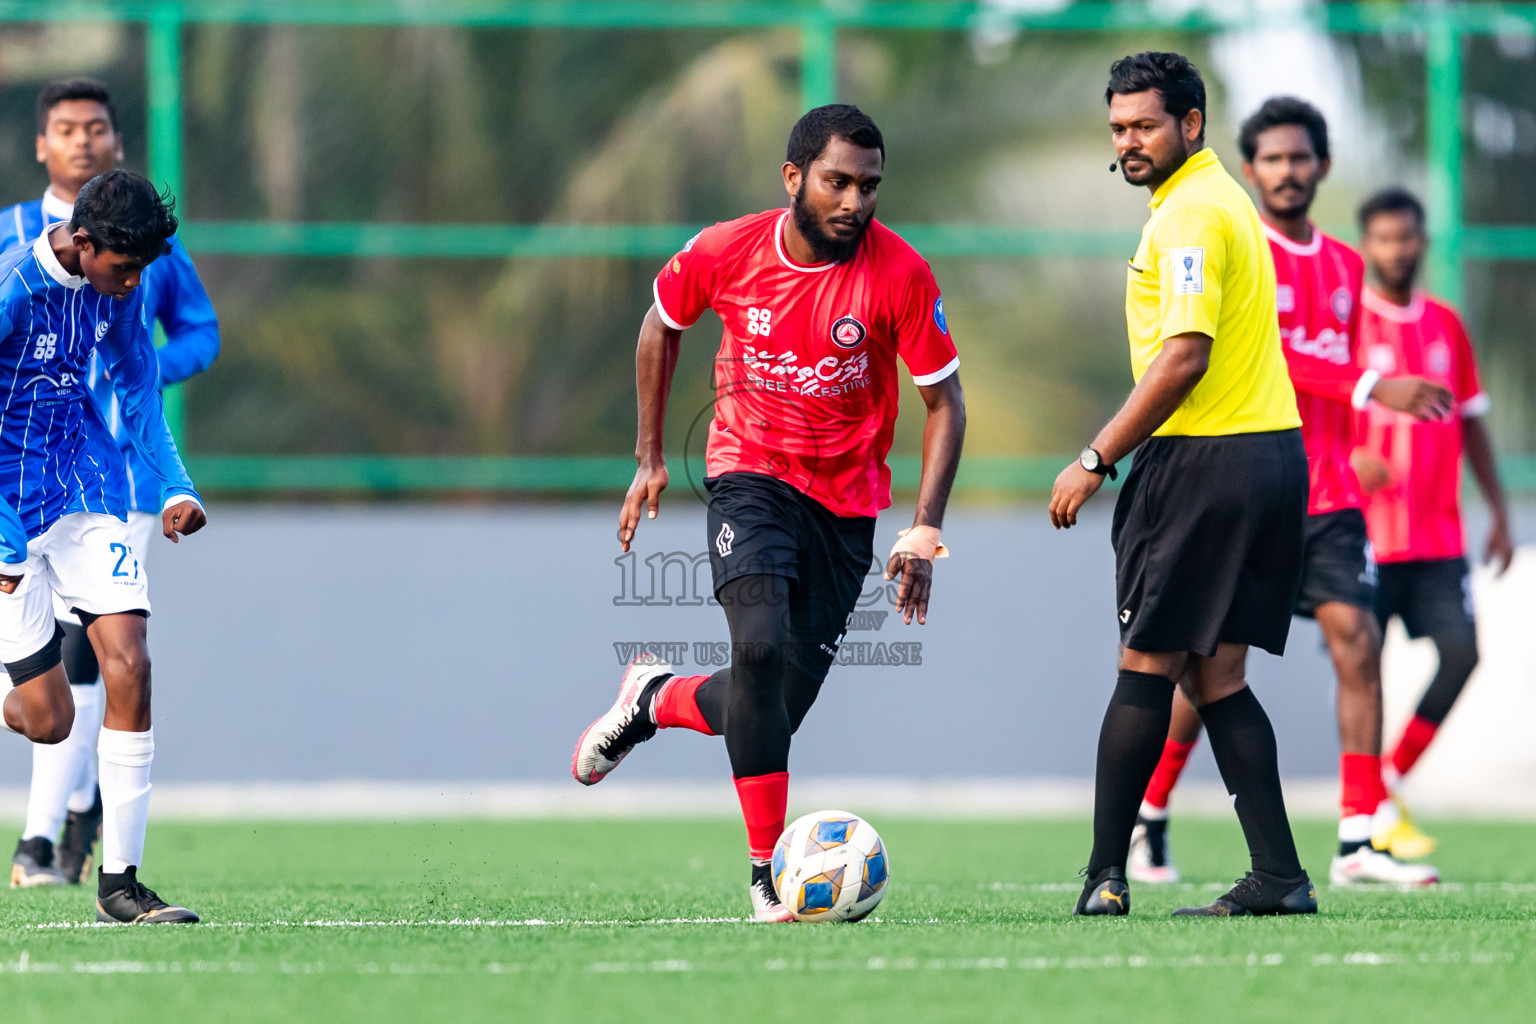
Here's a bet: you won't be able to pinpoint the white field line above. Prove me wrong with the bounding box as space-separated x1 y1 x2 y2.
13 881 1534 934
0 950 1516 976
0 778 1531 822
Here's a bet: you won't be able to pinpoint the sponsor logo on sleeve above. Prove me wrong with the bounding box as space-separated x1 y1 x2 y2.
830 314 868 349
933 296 948 334
682 232 700 253
1170 247 1204 295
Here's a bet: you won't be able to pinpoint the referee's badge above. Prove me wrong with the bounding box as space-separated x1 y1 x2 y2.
1170 247 1204 295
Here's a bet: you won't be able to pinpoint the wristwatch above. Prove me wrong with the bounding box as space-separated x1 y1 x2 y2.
1079 446 1118 481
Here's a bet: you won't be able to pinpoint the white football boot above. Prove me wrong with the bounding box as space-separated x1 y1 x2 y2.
1329 846 1439 887
570 656 673 786
749 861 795 923
1128 815 1180 884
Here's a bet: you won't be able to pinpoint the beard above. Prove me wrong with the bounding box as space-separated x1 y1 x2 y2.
1119 138 1196 190
792 183 869 263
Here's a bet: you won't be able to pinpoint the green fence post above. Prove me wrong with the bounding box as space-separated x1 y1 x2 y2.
1426 9 1464 307
147 2 186 441
800 10 836 111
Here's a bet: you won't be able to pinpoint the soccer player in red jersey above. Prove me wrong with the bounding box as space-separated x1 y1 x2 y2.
1127 98 1452 887
1352 188 1513 850
570 105 965 922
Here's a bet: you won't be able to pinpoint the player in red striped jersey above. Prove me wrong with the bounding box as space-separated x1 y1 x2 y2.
1128 98 1452 887
1352 188 1513 855
569 105 965 922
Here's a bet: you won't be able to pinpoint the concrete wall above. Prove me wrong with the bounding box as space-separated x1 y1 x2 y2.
0 499 1529 807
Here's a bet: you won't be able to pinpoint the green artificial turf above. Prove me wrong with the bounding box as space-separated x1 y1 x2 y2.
0 818 1531 1023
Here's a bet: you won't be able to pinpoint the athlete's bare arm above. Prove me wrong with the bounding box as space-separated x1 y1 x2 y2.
162 499 206 542
1049 331 1212 529
619 304 683 552
1368 376 1453 420
1464 415 1514 574
885 372 966 626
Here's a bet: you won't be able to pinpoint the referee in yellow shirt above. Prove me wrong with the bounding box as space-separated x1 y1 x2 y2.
1050 52 1315 918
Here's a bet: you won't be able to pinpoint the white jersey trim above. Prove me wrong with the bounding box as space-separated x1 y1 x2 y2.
1261 221 1323 257
773 211 842 274
651 278 696 331
1351 369 1381 411
32 233 86 290
41 188 73 225
911 356 960 387
1460 392 1491 418
162 493 203 514
1360 287 1424 323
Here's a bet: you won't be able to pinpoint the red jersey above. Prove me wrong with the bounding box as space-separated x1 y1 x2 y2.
653 209 959 518
1357 289 1488 563
1264 223 1371 515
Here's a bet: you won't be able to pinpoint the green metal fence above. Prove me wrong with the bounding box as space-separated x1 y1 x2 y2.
7 1 1534 493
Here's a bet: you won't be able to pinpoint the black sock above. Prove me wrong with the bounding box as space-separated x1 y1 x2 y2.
1338 837 1373 857
1415 638 1478 724
1087 670 1176 876
1199 687 1303 879
692 669 731 734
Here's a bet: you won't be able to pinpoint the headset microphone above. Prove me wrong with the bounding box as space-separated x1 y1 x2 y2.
1108 159 1119 172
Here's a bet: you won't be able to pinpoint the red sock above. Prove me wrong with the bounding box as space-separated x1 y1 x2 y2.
733 772 789 860
1390 715 1440 778
1142 738 1197 811
653 675 716 735
1340 753 1388 818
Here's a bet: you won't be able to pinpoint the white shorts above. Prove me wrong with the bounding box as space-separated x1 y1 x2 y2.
50 511 157 628
2 512 152 666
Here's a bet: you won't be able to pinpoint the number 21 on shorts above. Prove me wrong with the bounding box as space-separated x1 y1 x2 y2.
109 541 139 580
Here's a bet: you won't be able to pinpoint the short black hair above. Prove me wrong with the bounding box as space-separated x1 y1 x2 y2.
1358 187 1426 232
70 169 177 263
37 78 117 134
1105 51 1206 140
786 104 884 173
1239 96 1329 163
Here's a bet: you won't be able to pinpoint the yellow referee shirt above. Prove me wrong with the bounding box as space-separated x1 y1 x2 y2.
1125 147 1301 436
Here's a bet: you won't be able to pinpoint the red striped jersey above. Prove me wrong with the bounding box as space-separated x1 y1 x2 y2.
1356 290 1488 563
653 209 958 518
1264 223 1370 515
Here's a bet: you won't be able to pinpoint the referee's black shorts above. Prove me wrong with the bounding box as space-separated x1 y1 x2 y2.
1112 428 1307 657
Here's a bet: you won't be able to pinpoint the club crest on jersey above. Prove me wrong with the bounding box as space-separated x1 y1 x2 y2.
1428 341 1452 375
830 315 867 349
94 320 109 342
1276 285 1295 314
1331 287 1353 323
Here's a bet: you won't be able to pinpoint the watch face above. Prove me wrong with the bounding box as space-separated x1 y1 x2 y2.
1080 449 1098 472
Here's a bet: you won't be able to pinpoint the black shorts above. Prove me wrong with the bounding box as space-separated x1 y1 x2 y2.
1376 557 1477 643
704 472 876 674
1112 429 1307 657
1293 509 1377 618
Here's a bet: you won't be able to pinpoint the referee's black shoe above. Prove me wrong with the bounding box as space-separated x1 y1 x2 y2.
1073 867 1130 916
1172 870 1317 918
96 867 200 924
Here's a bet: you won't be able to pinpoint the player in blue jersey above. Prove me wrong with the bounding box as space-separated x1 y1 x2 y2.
0 169 206 922
0 79 219 890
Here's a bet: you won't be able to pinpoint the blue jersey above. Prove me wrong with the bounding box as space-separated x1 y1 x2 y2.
0 233 198 554
0 192 219 510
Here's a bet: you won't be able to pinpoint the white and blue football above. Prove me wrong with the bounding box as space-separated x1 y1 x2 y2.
771 810 889 922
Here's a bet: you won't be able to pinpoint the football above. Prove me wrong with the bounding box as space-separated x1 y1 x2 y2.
771 810 889 922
